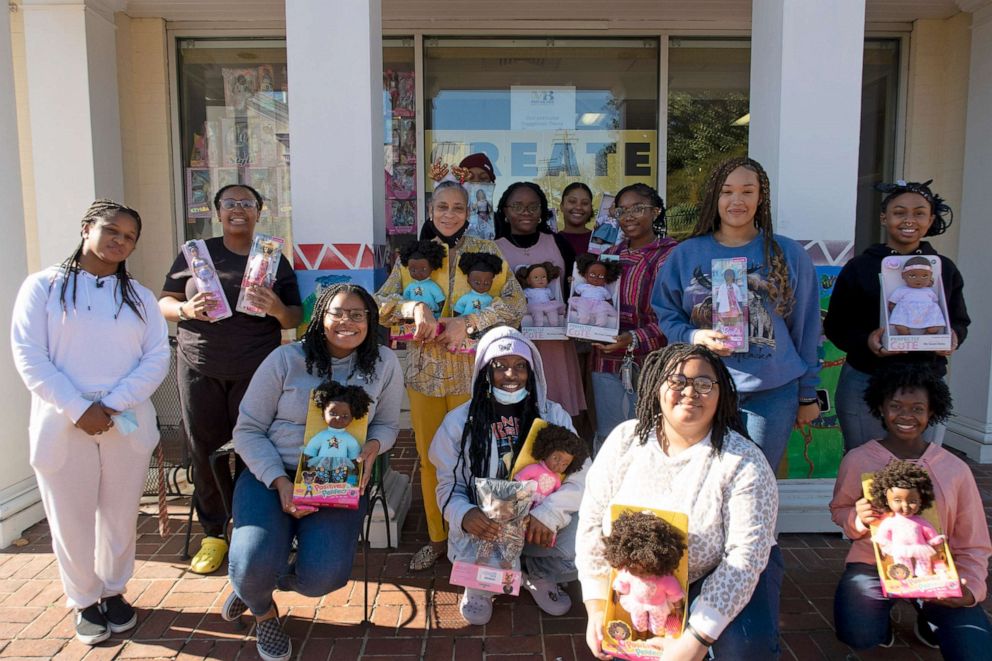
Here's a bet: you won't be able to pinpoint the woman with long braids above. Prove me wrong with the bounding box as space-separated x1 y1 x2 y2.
11 200 170 645
224 283 402 661
430 326 589 625
577 345 780 660
652 157 820 471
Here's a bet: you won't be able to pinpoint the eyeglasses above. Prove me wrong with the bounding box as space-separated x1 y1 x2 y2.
220 198 259 210
666 374 717 395
608 204 658 220
506 203 541 214
326 308 369 323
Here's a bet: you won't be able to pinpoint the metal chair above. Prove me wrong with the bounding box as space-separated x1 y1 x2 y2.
362 452 392 623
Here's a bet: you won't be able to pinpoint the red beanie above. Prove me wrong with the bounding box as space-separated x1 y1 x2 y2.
458 153 495 182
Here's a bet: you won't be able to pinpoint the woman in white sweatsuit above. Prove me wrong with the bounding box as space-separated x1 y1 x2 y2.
11 200 169 646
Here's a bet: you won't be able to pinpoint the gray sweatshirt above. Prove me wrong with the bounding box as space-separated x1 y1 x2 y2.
234 341 404 488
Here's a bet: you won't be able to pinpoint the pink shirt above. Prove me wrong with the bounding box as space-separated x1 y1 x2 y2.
613 571 684 607
515 461 561 505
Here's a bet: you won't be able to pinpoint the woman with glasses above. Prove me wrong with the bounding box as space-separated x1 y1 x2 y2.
376 180 526 571
578 344 781 660
223 283 403 661
590 183 678 451
495 181 586 420
159 184 302 575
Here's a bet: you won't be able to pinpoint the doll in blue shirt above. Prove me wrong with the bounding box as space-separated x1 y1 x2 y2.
453 252 503 315
400 239 447 315
302 380 373 487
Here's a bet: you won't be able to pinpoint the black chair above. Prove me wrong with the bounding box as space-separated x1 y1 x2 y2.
362 452 392 623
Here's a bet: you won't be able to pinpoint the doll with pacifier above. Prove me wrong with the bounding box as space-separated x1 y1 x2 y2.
515 262 566 327
400 239 447 315
302 381 372 487
887 256 947 335
453 252 503 316
569 253 620 327
513 423 587 507
870 460 945 579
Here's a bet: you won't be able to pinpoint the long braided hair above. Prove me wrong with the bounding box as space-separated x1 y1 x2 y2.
300 283 381 380
693 157 794 317
57 199 145 321
633 344 747 452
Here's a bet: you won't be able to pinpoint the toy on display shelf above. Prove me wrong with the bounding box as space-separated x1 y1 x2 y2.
257 64 275 93
515 262 567 340
566 253 621 343
711 257 749 353
588 193 619 255
186 169 213 219
246 167 277 221
386 199 416 236
465 182 496 240
181 240 232 322
880 254 952 352
235 233 284 316
388 164 417 200
395 71 415 117
390 239 447 343
211 168 240 198
222 67 257 113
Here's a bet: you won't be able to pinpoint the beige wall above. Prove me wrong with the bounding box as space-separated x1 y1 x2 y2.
10 9 38 274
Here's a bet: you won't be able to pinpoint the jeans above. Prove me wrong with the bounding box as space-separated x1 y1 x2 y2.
834 563 992 659
522 517 578 584
228 470 367 614
738 381 799 471
688 544 783 660
591 371 636 454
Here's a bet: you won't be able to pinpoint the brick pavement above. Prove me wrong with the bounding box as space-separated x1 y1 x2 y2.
1 430 989 660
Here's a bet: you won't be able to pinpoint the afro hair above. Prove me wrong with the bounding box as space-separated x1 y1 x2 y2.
399 239 446 271
515 262 562 289
864 363 952 428
458 251 504 277
603 511 686 577
312 380 373 420
869 459 936 513
576 253 621 283
530 424 588 475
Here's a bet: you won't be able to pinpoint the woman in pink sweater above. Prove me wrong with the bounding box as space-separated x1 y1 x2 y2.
830 364 992 657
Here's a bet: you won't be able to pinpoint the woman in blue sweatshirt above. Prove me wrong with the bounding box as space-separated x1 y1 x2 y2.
651 157 821 471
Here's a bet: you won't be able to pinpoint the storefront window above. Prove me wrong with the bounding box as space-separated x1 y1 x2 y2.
383 38 417 247
424 37 659 218
177 39 291 248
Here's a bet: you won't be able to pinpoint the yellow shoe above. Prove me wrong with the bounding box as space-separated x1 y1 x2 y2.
190 536 228 574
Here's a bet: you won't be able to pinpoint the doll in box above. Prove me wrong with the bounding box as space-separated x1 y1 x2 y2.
453 252 503 316
569 254 621 327
186 241 223 298
714 268 745 326
604 511 687 637
400 239 447 315
515 262 566 327
870 460 945 579
473 478 534 569
887 256 947 335
514 424 587 507
302 381 372 487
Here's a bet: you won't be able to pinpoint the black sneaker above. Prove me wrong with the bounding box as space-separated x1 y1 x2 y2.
255 609 292 661
101 594 137 633
915 617 940 649
221 591 249 622
75 603 110 645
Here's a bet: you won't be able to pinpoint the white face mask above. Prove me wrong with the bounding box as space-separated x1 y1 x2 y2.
492 386 528 405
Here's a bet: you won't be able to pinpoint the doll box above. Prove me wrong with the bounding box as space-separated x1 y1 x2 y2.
879 255 952 352
566 255 622 344
450 561 521 596
588 194 618 256
236 233 284 317
602 505 690 661
181 239 233 322
710 257 749 353
860 475 962 599
521 272 568 341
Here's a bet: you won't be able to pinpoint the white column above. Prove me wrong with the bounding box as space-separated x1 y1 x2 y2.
945 2 992 462
20 0 126 268
0 4 41 548
285 0 385 293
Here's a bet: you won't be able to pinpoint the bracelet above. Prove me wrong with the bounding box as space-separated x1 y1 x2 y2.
177 302 192 321
685 623 713 647
798 397 819 405
626 331 639 350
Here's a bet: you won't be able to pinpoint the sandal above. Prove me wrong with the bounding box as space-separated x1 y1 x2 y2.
408 544 442 571
190 536 228 575
459 588 494 625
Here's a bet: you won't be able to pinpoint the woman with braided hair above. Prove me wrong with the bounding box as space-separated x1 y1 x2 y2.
652 157 820 471
225 283 403 661
11 200 170 645
577 344 781 660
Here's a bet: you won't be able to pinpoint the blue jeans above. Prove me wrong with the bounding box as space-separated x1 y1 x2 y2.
739 381 798 471
834 563 992 659
522 517 578 584
228 470 367 614
591 371 636 453
688 544 783 660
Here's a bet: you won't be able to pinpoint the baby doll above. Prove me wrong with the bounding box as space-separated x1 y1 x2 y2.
714 268 745 325
604 511 687 638
514 424 588 506
453 252 503 316
870 459 946 579
569 254 621 327
473 478 535 569
399 239 447 315
515 262 566 327
302 381 373 487
888 256 947 335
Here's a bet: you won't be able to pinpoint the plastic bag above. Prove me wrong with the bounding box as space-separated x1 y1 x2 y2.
473 478 535 569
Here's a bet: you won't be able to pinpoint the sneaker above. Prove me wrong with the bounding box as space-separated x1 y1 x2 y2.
100 594 137 634
75 603 110 645
221 591 248 622
459 588 494 625
255 608 292 661
915 617 940 649
522 574 571 616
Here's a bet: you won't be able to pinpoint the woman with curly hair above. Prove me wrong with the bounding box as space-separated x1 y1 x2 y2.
224 283 404 661
577 344 781 660
651 157 820 470
830 363 992 656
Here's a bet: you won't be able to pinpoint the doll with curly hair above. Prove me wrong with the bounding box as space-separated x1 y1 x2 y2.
453 252 503 316
604 511 687 637
514 424 588 506
400 239 447 315
870 460 945 579
302 381 373 487
569 254 621 327
515 262 566 327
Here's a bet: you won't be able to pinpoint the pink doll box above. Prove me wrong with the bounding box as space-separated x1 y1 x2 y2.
861 475 962 599
879 255 952 352
236 233 284 317
566 255 622 344
450 562 522 596
181 239 233 322
710 257 749 353
291 396 368 511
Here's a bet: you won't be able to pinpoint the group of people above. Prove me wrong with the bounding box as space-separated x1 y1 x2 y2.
9 151 990 661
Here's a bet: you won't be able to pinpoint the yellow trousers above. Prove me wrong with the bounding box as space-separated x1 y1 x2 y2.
407 388 471 543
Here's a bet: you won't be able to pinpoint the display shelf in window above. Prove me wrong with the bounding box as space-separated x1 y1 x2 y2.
186 168 213 218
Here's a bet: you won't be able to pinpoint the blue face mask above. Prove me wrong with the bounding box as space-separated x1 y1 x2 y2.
492 386 528 405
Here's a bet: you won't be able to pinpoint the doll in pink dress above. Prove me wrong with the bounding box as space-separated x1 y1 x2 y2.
515 262 566 327
603 511 687 637
513 424 587 506
870 460 946 579
568 254 621 327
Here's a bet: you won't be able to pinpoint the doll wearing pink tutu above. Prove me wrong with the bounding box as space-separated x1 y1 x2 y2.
569 254 620 327
515 262 566 327
513 424 587 506
870 460 945 578
603 511 687 637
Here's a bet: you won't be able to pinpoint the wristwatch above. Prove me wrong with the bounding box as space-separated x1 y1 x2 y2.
177 303 192 321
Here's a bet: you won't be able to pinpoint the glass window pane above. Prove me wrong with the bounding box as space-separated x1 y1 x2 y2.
383 38 417 250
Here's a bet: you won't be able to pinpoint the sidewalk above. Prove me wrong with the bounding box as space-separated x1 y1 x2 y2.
1 430 988 660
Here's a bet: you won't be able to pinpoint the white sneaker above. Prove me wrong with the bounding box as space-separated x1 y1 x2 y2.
459 588 494 625
522 574 572 616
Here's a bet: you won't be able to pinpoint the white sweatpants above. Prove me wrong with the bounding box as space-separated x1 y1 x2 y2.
34 425 156 609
